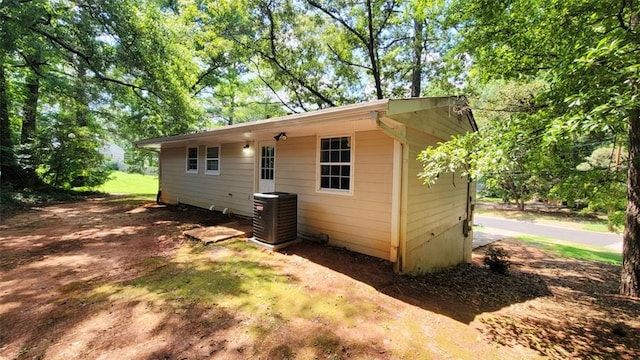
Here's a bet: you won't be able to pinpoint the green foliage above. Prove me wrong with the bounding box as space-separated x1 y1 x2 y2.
422 0 637 220
608 211 626 232
103 162 120 171
34 122 111 189
123 147 157 175
0 0 207 189
448 0 639 143
482 246 511 275
548 143 627 229
417 132 476 185
418 80 564 209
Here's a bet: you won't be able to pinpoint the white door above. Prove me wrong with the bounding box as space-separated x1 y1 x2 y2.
258 142 276 193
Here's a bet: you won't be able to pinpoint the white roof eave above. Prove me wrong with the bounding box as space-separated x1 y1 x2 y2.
135 99 390 149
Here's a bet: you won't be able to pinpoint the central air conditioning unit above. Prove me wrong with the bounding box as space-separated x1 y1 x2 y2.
253 192 297 244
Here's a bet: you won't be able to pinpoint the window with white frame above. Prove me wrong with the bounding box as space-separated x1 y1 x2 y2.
319 136 352 192
260 146 275 180
205 146 220 175
186 146 198 173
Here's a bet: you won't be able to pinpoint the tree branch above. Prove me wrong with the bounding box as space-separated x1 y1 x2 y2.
250 58 298 114
374 0 398 38
381 36 411 51
306 0 369 45
326 44 371 70
28 25 163 102
14 52 47 77
249 3 336 107
617 0 630 31
191 63 222 96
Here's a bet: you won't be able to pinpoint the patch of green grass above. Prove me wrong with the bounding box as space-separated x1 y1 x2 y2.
477 196 504 203
94 240 378 332
516 235 622 265
581 222 613 233
98 171 158 200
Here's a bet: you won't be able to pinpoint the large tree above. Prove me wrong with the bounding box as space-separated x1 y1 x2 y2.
419 0 639 296
0 0 207 188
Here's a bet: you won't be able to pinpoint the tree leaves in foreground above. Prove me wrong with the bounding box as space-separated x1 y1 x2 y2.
418 0 640 297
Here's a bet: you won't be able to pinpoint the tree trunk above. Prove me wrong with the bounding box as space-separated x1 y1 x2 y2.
518 179 526 211
0 57 18 185
0 54 43 188
228 89 236 126
20 63 40 173
621 106 640 297
410 18 423 98
504 176 525 210
75 60 89 127
365 0 383 99
21 64 39 145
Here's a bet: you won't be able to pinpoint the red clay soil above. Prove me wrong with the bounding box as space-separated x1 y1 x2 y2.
1 196 638 359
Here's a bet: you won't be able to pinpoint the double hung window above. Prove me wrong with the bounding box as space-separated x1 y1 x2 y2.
186 147 198 173
319 136 352 192
206 146 220 175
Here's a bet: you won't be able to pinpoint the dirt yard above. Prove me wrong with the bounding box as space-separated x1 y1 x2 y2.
1 197 639 359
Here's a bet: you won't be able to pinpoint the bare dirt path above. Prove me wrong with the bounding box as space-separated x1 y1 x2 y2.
1 197 639 359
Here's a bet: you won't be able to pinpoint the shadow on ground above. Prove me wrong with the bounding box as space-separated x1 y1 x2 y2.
0 198 250 359
282 241 551 324
281 239 639 359
2 197 638 359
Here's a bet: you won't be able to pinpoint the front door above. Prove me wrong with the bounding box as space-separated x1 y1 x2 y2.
258 142 276 193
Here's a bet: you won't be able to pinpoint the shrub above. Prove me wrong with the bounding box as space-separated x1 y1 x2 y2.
104 161 120 171
483 246 511 275
608 210 625 232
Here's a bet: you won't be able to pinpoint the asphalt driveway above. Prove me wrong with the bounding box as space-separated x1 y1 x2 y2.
473 215 623 251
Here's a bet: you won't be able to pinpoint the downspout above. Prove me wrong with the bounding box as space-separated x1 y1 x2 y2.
156 149 163 204
464 180 471 237
372 111 407 272
464 106 478 262
462 175 475 263
397 141 408 273
390 140 403 267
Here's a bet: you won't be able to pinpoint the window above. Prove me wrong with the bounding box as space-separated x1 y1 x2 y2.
261 146 275 180
206 146 220 175
319 136 352 192
186 147 198 173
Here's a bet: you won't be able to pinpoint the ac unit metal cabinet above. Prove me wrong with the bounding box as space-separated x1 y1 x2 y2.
253 192 297 244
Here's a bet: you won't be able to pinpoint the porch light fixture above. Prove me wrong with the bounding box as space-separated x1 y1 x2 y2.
243 144 250 149
274 132 287 141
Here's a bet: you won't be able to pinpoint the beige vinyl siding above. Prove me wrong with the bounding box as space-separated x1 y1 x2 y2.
402 122 472 273
276 130 394 260
159 143 254 216
143 97 477 273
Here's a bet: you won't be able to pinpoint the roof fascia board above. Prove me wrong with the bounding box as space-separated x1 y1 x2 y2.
386 97 454 116
135 99 390 149
387 96 478 133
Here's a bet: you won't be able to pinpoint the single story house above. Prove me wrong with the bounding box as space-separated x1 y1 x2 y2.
136 97 478 274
